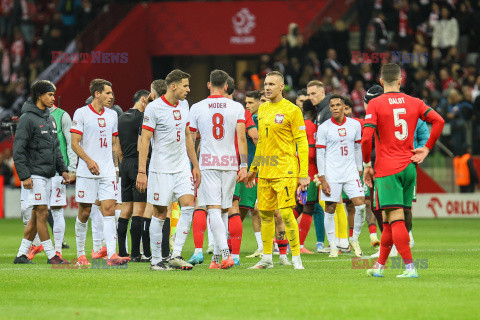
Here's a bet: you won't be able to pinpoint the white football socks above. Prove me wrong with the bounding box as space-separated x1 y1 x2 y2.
207 218 214 248
75 217 88 257
150 216 164 265
103 216 116 259
17 239 32 257
172 206 194 258
208 208 229 259
90 204 104 252
254 232 263 250
352 204 366 242
51 208 65 252
324 212 336 249
41 239 56 259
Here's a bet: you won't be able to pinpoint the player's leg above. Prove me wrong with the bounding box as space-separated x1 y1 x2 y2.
14 205 37 264
405 209 414 247
90 201 105 257
274 212 290 265
335 202 349 252
248 178 276 269
344 178 366 257
128 201 145 261
141 203 153 261
118 201 133 257
228 199 242 265
50 176 67 256
346 201 355 239
246 202 263 258
320 181 342 257
20 189 42 260
314 201 326 253
298 203 314 253
188 205 207 265
365 198 380 246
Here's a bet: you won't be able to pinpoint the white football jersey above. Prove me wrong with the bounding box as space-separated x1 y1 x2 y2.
71 104 118 178
189 95 245 171
316 117 362 183
142 95 190 174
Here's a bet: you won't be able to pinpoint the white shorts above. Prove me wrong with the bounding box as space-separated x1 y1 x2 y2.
197 169 237 209
147 170 194 206
320 178 365 203
25 175 53 207
75 176 117 204
49 175 67 207
115 177 122 204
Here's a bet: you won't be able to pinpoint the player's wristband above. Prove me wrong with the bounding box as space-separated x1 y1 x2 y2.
239 163 248 169
363 161 372 168
138 171 146 175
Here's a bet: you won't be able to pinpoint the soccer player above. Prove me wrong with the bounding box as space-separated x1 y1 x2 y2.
316 94 366 257
116 90 150 261
344 97 381 248
13 80 70 264
136 69 200 271
71 79 128 266
189 69 248 269
295 88 308 111
363 63 444 278
245 71 308 270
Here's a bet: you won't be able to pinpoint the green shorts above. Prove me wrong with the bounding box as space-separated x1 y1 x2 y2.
238 182 257 210
306 181 318 203
233 182 240 200
361 173 371 198
373 163 417 210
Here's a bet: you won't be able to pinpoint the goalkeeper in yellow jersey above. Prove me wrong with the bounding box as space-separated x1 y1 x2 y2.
245 71 309 270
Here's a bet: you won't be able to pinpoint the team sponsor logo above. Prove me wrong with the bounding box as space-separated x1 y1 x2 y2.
173 110 181 120
154 193 159 201
78 191 84 198
98 118 106 127
35 194 41 200
230 8 256 45
275 114 284 124
143 116 149 123
338 128 346 137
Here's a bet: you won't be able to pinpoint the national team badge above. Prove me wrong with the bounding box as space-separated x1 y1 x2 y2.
275 114 284 124
173 110 181 120
338 128 346 137
154 193 159 201
143 116 149 123
35 193 41 200
78 191 84 198
98 118 106 127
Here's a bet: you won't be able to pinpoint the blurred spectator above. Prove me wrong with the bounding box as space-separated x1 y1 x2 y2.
355 0 373 52
0 150 13 186
350 79 366 117
16 0 36 44
76 0 95 30
323 48 342 77
453 144 478 193
455 1 472 56
39 24 66 69
372 11 388 52
58 0 81 42
286 23 299 48
0 0 14 39
333 20 350 65
289 34 310 64
10 26 25 69
0 40 10 83
432 5 459 58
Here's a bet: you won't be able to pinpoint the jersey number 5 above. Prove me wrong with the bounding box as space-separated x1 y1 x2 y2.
393 108 408 140
212 113 224 140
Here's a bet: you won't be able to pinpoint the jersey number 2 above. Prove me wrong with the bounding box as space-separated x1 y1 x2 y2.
393 108 408 140
212 113 224 140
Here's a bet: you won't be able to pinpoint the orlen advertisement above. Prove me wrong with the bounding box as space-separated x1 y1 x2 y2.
413 194 480 218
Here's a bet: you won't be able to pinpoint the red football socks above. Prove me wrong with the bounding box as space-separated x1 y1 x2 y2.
299 213 313 245
192 209 207 249
391 220 413 265
278 239 288 255
228 214 243 255
378 223 393 266
369 224 377 234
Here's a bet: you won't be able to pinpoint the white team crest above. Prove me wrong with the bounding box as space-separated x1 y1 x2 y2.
173 110 181 120
35 193 41 200
143 116 149 123
98 118 106 127
154 193 159 201
275 114 285 124
338 128 346 137
78 191 84 198
232 8 256 35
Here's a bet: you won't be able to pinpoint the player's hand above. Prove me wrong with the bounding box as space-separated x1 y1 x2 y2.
116 168 120 183
411 146 430 164
23 178 33 190
297 177 310 195
363 167 374 188
68 171 76 183
313 174 321 187
136 172 148 193
236 167 247 183
61 172 71 185
321 179 331 197
245 171 256 188
192 166 201 188
87 159 100 175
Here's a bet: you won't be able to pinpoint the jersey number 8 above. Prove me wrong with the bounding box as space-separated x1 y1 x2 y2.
212 113 224 140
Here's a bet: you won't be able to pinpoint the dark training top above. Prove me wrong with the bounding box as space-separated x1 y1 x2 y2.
118 108 143 159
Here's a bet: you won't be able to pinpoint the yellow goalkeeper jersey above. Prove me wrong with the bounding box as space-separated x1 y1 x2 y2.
250 98 308 179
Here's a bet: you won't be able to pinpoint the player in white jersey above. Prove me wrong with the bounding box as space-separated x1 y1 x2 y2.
136 69 200 271
316 94 366 258
71 79 128 266
188 70 248 269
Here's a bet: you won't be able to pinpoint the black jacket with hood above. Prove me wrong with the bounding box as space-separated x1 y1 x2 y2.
13 98 68 181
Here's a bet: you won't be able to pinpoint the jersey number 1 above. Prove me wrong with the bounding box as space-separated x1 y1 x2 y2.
212 113 224 140
393 108 408 140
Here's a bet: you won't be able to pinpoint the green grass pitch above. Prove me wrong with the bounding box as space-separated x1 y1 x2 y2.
0 217 479 320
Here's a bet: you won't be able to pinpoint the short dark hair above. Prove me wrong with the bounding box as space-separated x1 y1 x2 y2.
89 79 112 97
381 63 401 84
165 69 190 86
133 90 150 105
31 80 56 102
329 94 345 104
266 71 284 82
226 76 235 95
151 79 167 96
260 90 265 97
343 97 353 109
245 90 261 100
297 88 307 97
210 70 229 89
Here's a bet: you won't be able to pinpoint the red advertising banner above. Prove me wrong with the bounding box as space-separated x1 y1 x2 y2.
146 1 327 56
